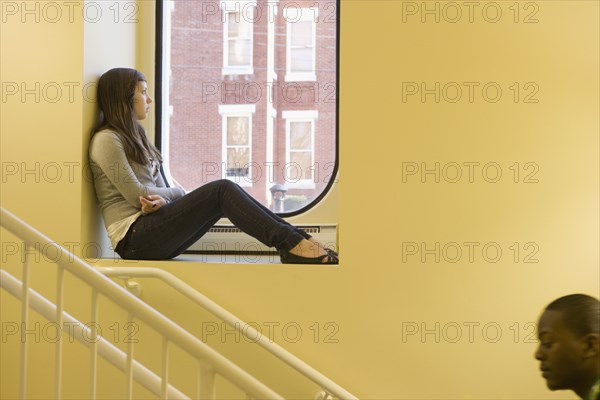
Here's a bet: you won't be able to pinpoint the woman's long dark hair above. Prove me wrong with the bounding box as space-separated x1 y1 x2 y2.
93 68 162 165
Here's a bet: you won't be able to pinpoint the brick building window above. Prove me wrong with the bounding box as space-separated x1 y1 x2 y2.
219 105 255 185
284 7 318 82
283 110 317 188
222 1 255 76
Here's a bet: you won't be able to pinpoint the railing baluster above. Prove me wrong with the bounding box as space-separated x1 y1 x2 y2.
126 313 135 399
161 337 169 399
20 245 31 400
198 363 216 400
90 288 99 400
55 264 64 399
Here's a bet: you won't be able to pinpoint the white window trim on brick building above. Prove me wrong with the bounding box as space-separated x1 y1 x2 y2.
284 7 318 82
221 0 256 76
219 104 256 186
282 110 318 189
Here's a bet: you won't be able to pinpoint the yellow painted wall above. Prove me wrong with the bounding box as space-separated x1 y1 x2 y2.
1 0 598 399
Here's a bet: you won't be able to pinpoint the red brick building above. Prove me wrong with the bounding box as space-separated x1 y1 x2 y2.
164 0 338 212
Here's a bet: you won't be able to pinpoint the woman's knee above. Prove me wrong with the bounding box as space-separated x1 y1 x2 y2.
216 178 240 192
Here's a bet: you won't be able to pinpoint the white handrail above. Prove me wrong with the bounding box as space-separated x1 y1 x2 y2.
0 269 190 400
97 266 358 400
1 207 284 400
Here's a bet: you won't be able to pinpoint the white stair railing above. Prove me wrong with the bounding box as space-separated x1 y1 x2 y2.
1 207 284 399
96 266 358 400
1 269 189 399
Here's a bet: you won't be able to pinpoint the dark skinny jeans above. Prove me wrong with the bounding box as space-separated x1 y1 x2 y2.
115 179 308 260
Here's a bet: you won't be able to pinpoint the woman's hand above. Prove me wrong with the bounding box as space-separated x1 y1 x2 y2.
139 195 167 215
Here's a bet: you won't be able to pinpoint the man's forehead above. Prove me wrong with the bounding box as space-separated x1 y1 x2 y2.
538 309 566 335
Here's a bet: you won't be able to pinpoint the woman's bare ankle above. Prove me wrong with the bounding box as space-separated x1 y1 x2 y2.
307 237 337 256
289 239 326 258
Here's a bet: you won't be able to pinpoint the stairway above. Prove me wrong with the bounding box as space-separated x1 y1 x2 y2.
0 207 357 400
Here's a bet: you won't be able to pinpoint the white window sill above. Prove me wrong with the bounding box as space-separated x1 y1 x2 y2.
222 67 254 76
284 181 316 190
284 72 317 82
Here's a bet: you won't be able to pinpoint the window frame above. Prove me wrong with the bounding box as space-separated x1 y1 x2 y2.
222 0 256 76
219 104 256 186
284 7 318 82
155 0 340 218
282 110 318 189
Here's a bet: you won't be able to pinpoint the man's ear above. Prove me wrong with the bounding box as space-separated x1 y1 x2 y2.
582 333 600 358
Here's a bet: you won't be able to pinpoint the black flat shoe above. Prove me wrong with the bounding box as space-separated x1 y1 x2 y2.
325 248 338 257
279 250 339 264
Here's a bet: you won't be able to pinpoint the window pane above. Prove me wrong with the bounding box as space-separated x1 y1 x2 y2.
227 117 249 145
228 14 239 36
290 48 313 71
228 13 251 38
227 147 249 168
291 21 312 46
289 152 313 180
228 39 251 66
290 121 311 150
